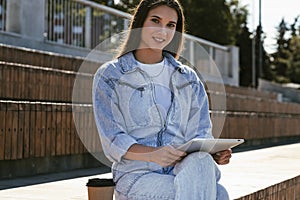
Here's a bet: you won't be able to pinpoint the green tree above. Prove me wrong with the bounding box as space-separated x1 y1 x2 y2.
114 0 140 13
236 25 253 86
227 0 248 40
272 19 292 83
180 0 234 45
270 16 300 84
287 36 300 83
90 0 115 6
290 16 299 37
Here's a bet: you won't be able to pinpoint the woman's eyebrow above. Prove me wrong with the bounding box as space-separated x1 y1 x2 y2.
150 15 177 24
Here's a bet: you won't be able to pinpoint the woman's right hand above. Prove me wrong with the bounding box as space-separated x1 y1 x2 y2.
125 144 186 167
149 145 187 167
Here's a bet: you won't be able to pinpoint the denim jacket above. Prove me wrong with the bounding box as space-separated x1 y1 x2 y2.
92 51 212 182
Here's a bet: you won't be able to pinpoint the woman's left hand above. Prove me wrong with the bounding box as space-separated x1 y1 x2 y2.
212 149 232 165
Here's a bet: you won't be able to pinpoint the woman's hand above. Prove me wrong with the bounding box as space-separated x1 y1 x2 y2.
125 144 186 167
212 149 232 165
149 145 187 167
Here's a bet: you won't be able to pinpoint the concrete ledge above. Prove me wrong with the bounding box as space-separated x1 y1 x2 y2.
236 175 300 200
0 153 104 179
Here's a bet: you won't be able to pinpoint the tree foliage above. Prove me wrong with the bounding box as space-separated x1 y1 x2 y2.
236 25 253 86
271 16 300 83
114 0 140 13
180 0 243 45
288 36 300 83
91 0 115 6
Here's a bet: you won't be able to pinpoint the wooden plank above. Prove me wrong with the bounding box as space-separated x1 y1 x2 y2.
0 102 6 160
2 65 8 97
29 68 36 100
81 106 90 154
38 70 43 99
59 74 63 102
65 105 71 155
70 105 77 154
7 66 13 98
40 71 46 100
29 103 36 157
10 103 18 160
0 64 4 97
34 104 41 157
51 72 57 101
67 74 72 102
17 104 24 159
23 103 30 158
19 67 26 99
45 104 52 156
24 68 30 99
67 75 73 102
12 66 20 99
29 69 35 100
61 105 66 155
50 104 57 156
77 106 84 154
40 104 46 157
54 73 59 102
46 71 51 101
48 73 53 101
4 103 13 160
61 74 67 102
34 70 39 100
55 104 62 155
72 106 80 154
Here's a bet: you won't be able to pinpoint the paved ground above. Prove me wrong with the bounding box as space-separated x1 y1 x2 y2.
0 142 299 200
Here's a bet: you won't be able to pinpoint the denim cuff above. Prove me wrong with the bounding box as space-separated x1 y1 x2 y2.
109 134 138 162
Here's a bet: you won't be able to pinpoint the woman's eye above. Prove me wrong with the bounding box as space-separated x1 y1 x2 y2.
167 23 176 28
151 18 159 24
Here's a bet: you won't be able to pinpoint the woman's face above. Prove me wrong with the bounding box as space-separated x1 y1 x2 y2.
139 5 178 51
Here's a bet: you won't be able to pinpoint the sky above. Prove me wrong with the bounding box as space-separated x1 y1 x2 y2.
240 0 300 53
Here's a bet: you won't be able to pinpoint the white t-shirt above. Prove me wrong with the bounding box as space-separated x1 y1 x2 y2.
137 58 172 119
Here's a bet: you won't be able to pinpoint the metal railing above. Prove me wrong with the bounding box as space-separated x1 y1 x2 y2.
183 34 231 78
46 0 130 48
0 0 6 31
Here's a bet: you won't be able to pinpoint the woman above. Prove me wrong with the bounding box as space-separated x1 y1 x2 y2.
92 0 231 199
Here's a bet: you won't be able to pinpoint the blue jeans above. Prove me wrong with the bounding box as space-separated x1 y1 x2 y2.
115 152 229 200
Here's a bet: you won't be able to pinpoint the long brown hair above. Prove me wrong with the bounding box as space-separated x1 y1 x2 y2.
117 0 185 59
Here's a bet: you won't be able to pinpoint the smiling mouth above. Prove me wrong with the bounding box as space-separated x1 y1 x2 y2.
153 37 166 43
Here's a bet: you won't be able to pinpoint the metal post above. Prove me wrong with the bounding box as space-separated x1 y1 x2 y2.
251 0 256 87
85 7 91 49
258 0 262 82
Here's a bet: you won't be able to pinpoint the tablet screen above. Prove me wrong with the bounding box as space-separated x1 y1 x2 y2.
176 138 244 154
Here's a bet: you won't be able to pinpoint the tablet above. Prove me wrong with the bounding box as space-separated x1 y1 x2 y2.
175 138 244 154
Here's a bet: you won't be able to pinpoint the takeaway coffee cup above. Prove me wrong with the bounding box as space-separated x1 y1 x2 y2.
86 178 115 200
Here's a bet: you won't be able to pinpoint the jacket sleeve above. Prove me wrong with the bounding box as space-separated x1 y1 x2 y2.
184 72 213 141
92 65 137 163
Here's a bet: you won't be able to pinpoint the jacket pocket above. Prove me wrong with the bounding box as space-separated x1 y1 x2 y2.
115 81 153 128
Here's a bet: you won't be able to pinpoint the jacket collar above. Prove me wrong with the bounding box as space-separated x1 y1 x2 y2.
118 51 187 74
